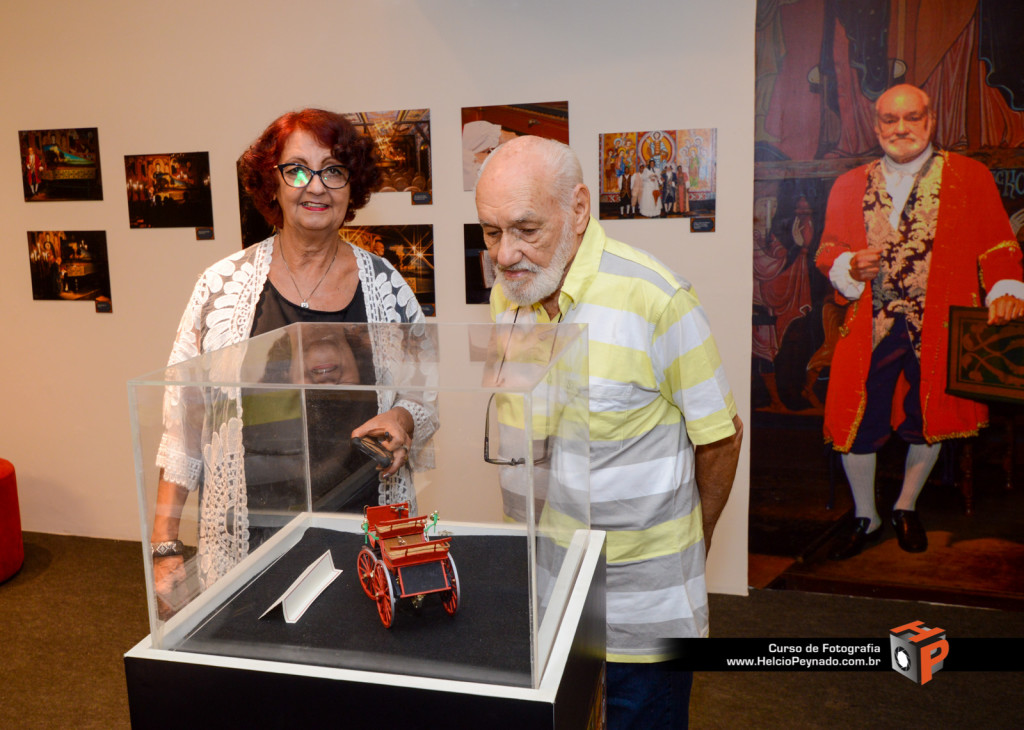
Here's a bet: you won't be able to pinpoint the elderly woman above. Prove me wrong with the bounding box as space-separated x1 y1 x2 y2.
150 109 435 608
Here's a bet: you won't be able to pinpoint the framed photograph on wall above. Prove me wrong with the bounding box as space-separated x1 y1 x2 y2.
236 160 275 248
598 128 717 221
463 223 493 304
27 231 112 308
460 101 569 191
343 109 432 202
125 151 213 229
18 127 102 202
343 224 435 316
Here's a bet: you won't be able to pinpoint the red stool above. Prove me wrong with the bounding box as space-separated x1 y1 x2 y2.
0 459 24 582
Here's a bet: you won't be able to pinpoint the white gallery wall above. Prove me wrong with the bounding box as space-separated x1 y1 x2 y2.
0 0 755 594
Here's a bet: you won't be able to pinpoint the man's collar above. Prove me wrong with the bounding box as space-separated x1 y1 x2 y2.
556 217 605 314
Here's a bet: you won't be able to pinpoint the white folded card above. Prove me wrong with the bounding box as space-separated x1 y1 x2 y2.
259 550 342 624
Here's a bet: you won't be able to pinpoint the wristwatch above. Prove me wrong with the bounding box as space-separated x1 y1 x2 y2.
151 539 184 558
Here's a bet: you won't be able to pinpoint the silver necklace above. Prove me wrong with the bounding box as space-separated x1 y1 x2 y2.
280 242 338 309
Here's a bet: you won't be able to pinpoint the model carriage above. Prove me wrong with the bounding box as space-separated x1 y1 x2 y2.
357 502 460 628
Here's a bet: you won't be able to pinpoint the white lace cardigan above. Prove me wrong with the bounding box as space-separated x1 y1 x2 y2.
156 235 437 586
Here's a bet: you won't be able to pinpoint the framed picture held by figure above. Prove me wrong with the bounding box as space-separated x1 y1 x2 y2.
947 306 1024 404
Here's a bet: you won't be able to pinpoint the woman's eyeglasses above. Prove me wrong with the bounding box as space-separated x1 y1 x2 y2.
276 163 351 190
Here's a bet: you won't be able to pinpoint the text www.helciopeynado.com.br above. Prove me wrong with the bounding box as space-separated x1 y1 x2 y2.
670 639 888 671
726 642 882 668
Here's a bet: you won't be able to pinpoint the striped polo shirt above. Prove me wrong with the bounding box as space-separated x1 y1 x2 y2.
491 217 737 662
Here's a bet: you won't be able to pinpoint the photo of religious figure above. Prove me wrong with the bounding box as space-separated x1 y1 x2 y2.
597 128 717 220
461 101 569 191
18 127 102 202
125 151 213 229
748 0 1024 605
342 109 431 200
27 231 112 306
342 224 435 316
463 223 493 304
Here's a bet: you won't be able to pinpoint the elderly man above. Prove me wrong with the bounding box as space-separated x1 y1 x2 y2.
818 83 1024 560
477 135 742 729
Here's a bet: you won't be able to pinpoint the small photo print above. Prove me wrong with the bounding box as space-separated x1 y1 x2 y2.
19 127 103 201
236 162 275 248
461 101 569 191
343 224 435 316
464 223 493 304
343 109 432 197
27 231 112 306
598 128 717 221
125 151 213 228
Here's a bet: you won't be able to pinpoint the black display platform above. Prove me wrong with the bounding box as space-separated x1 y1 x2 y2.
178 527 531 686
126 526 606 730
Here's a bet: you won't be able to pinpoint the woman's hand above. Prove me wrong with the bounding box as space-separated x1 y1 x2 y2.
352 407 415 477
153 555 186 620
151 475 190 619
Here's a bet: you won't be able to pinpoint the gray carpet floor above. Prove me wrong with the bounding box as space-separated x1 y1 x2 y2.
1 532 1021 729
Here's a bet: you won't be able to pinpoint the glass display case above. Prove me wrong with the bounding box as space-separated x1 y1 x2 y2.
127 321 598 694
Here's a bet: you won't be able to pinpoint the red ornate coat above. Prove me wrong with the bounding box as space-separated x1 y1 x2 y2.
816 151 1023 451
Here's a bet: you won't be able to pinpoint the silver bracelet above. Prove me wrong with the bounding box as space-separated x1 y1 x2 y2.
151 539 184 558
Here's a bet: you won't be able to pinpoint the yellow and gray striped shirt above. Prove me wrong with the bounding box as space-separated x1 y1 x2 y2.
491 217 737 662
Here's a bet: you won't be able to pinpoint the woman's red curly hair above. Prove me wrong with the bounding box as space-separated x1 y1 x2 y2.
239 108 380 229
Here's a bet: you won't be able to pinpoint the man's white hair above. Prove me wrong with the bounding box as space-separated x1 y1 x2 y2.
479 135 583 212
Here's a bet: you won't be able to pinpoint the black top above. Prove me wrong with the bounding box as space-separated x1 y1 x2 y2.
242 278 378 528
249 279 367 337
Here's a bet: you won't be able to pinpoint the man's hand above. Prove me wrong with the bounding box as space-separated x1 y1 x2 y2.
987 294 1024 325
849 249 881 282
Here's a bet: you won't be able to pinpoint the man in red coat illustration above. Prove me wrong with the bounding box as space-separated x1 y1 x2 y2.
817 84 1024 560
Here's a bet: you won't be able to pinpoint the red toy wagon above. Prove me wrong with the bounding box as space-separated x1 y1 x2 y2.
357 502 460 628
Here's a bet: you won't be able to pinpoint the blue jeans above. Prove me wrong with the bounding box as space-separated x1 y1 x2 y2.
606 661 693 730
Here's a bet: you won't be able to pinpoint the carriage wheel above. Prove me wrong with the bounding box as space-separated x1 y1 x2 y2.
441 554 460 616
357 547 377 599
372 563 396 628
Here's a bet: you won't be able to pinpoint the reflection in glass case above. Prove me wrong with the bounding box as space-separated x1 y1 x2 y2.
128 322 593 690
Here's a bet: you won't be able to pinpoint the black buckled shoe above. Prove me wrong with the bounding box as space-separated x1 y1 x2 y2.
891 510 927 553
828 517 883 561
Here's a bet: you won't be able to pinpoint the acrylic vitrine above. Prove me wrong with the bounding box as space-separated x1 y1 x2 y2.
125 321 604 727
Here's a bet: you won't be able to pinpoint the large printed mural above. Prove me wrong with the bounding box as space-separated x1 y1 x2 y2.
750 0 1024 595
753 0 1024 414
